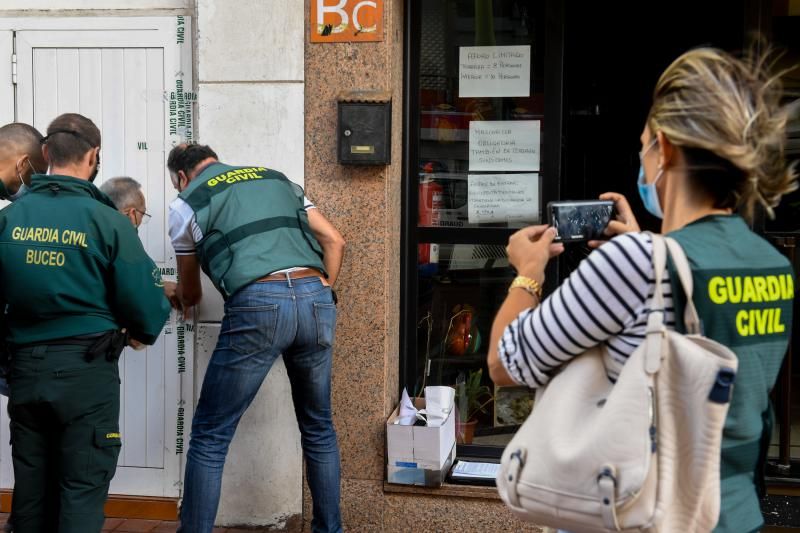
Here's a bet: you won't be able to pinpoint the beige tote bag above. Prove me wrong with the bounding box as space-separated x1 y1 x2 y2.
497 234 738 533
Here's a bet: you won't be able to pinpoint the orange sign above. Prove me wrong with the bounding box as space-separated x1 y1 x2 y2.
310 0 383 43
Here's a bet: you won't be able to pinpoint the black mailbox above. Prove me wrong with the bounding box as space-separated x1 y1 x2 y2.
337 91 392 165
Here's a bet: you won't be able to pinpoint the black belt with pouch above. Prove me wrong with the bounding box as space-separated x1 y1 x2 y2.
83 329 130 362
10 329 129 363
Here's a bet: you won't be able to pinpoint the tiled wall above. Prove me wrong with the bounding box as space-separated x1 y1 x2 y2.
195 0 306 527
303 0 544 529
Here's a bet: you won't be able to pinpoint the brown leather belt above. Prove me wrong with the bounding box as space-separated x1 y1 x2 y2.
257 268 324 282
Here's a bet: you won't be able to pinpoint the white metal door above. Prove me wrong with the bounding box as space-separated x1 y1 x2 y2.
0 31 12 125
0 17 194 498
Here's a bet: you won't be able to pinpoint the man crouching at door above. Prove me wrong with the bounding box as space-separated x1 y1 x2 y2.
166 144 346 533
0 113 171 532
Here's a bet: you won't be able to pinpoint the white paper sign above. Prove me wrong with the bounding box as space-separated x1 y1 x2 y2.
468 174 539 224
469 120 540 172
459 45 531 97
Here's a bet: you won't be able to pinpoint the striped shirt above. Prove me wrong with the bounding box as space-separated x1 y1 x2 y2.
498 232 676 387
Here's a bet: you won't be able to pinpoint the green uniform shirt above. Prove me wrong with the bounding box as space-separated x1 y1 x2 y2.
0 174 170 345
668 215 794 533
177 162 326 299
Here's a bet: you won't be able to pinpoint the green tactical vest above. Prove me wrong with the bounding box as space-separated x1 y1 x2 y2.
667 215 794 533
179 163 326 299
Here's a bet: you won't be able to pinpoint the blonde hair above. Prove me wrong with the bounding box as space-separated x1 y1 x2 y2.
647 46 798 221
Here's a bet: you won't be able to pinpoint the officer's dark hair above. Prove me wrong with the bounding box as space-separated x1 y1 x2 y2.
167 144 218 176
100 176 143 212
0 123 44 163
42 113 101 167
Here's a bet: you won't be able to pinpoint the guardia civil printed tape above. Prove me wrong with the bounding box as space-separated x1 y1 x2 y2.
171 14 196 492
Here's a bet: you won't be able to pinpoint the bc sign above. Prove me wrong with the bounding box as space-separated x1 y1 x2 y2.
310 0 383 42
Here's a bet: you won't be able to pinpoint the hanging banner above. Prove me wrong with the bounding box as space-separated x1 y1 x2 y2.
310 0 383 42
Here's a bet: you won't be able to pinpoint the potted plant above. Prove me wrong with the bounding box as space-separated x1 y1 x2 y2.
455 369 493 444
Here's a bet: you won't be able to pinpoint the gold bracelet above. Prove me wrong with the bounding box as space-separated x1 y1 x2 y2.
509 276 543 300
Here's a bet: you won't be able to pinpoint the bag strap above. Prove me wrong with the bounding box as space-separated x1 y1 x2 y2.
645 233 668 374
598 465 622 530
649 233 667 309
664 237 702 335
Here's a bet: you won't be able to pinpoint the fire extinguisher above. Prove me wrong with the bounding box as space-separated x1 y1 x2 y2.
418 163 443 265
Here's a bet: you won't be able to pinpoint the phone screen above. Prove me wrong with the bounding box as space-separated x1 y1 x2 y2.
548 201 615 243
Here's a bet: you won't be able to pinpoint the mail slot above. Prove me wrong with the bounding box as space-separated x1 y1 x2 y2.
337 91 392 165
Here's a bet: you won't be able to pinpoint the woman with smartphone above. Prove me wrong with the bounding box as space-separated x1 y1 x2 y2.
488 46 796 533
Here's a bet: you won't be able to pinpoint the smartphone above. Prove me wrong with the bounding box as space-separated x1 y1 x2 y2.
547 200 615 243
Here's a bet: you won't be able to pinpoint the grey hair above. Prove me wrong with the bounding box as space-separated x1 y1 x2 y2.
100 176 144 211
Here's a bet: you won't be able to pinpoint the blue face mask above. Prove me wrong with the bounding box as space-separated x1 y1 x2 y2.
6 160 36 202
637 139 664 219
8 183 28 202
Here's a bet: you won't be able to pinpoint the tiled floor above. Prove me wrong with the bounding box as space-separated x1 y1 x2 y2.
101 519 178 533
0 512 798 532
0 514 279 532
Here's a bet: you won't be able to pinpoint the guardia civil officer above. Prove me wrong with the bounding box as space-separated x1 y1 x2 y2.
167 144 346 533
101 176 181 310
0 123 46 202
0 122 44 533
100 176 150 229
0 113 170 532
489 47 796 533
0 122 46 399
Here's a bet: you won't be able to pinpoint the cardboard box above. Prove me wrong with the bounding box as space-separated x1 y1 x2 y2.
387 444 456 487
386 397 456 487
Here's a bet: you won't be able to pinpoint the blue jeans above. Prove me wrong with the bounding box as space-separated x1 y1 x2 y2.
178 277 342 533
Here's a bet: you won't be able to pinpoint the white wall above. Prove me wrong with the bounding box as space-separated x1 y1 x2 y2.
197 84 305 183
197 0 303 83
196 0 305 183
195 325 302 528
195 0 305 527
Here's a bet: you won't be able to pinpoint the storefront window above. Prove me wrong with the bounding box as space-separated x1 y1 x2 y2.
417 0 545 230
763 3 800 480
403 0 559 452
404 0 799 489
415 242 545 445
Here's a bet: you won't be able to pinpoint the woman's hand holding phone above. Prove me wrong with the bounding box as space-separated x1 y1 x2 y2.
506 225 565 283
588 192 641 248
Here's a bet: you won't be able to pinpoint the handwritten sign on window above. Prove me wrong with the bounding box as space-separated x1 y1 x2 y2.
469 120 540 172
459 45 531 97
468 173 539 224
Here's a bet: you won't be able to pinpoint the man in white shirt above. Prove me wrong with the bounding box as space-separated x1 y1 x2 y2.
100 176 180 311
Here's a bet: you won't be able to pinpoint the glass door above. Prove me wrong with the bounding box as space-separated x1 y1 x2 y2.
401 0 564 453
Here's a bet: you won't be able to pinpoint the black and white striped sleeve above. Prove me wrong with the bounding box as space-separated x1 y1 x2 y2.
497 233 657 388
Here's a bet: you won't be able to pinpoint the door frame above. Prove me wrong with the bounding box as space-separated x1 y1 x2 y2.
0 16 194 498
